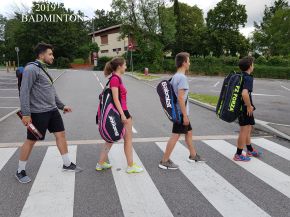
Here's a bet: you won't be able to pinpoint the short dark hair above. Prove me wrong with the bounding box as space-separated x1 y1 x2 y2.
175 52 190 68
239 56 254 71
34 42 53 58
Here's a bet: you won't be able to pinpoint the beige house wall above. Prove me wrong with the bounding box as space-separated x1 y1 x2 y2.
92 32 129 58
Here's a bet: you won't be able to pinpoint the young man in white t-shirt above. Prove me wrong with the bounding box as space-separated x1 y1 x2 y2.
159 52 206 170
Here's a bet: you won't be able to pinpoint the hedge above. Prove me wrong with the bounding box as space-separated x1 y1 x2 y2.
94 56 290 79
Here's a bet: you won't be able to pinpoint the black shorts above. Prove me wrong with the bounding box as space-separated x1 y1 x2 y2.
238 111 255 126
172 119 192 134
123 110 131 119
27 109 65 141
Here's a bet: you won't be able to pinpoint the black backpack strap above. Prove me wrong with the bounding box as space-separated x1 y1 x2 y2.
26 61 54 84
107 74 122 102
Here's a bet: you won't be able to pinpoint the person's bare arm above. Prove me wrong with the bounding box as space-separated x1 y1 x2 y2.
178 89 189 125
242 89 254 116
111 87 128 123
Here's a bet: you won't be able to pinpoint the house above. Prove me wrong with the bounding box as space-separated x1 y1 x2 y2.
88 24 135 58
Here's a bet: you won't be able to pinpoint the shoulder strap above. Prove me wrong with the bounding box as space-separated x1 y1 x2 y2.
26 61 54 84
105 74 122 87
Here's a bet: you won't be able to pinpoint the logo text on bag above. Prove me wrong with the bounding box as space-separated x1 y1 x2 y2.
229 85 241 111
162 82 172 108
109 116 119 137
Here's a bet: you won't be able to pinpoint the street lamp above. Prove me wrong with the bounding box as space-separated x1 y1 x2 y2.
15 47 19 68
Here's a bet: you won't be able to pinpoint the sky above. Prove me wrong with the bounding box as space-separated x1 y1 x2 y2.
0 0 289 37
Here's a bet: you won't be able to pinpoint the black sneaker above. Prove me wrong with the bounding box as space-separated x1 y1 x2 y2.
188 154 206 163
15 170 32 184
62 162 83 173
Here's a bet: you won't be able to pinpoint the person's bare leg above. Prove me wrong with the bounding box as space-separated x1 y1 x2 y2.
123 118 133 166
237 126 248 150
54 131 68 155
162 133 180 162
246 125 252 145
98 142 113 164
19 139 37 161
185 130 197 157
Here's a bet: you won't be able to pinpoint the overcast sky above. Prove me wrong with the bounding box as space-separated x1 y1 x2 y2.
0 0 289 37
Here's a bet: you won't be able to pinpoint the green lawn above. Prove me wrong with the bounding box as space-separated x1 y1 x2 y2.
188 93 219 106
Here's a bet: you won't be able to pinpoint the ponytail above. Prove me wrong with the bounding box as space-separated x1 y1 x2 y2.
104 61 113 77
103 57 125 77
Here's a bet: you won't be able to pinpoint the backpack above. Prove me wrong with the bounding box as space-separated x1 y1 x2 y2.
156 78 182 124
97 74 125 143
216 72 244 123
16 61 54 93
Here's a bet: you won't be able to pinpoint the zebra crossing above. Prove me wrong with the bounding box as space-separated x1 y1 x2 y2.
0 137 289 217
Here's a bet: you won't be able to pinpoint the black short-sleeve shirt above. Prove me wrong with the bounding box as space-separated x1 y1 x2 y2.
241 71 254 110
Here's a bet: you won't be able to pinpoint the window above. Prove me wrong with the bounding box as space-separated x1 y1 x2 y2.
101 35 108 44
113 48 122 52
101 50 109 53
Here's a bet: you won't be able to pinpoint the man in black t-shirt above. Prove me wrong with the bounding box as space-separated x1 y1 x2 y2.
234 56 262 162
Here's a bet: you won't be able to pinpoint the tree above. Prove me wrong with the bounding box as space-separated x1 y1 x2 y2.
90 9 120 32
206 0 249 56
172 2 206 56
112 0 174 71
252 0 289 55
4 1 90 65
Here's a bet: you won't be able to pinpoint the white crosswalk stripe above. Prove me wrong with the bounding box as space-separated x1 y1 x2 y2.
156 141 270 217
0 147 17 170
203 139 290 199
109 144 174 217
252 138 290 161
20 146 77 217
0 138 289 217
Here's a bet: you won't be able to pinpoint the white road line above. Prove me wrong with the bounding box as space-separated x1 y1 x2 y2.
252 93 282 97
213 81 220 87
132 126 137 134
0 107 19 109
52 70 67 83
92 72 104 89
281 85 290 91
252 138 290 161
0 97 18 99
0 81 17 84
0 89 17 91
203 140 290 199
156 141 270 217
99 82 104 89
0 136 273 148
109 144 174 217
0 108 19 123
0 78 17 81
0 148 17 171
20 146 77 217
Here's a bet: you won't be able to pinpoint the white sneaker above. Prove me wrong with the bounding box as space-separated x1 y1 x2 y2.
126 163 144 174
96 162 112 171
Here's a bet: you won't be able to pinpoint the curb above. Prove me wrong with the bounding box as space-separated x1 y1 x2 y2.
188 98 290 141
125 72 161 81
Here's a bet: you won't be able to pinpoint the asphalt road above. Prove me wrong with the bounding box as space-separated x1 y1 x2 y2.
0 69 289 217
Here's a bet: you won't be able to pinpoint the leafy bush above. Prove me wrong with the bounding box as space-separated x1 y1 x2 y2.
55 57 70 69
93 56 112 71
267 56 289 66
256 56 267 65
222 56 239 66
72 58 85 64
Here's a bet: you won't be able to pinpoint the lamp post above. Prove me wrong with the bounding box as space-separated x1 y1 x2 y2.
15 47 19 68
